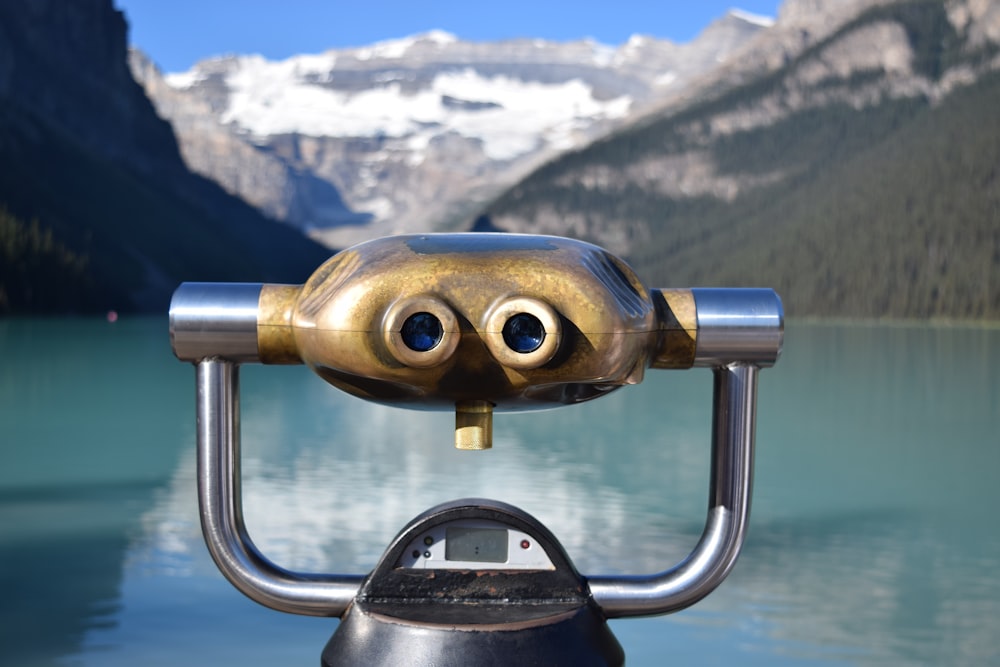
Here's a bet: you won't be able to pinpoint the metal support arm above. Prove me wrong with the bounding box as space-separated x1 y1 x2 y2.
588 363 758 617
197 358 362 617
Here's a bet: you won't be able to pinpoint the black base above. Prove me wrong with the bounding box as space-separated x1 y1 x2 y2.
322 500 624 666
321 601 624 666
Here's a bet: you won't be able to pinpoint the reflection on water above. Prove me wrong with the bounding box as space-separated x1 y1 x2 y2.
130 363 713 579
1 319 998 666
0 484 134 667
0 317 190 667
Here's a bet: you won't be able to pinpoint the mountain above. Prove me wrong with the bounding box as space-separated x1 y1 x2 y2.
480 0 1000 320
0 0 330 314
131 14 769 249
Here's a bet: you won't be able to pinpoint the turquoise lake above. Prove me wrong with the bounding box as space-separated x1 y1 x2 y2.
1 317 998 666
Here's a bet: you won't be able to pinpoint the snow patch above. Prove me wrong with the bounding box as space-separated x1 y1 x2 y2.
729 8 776 28
220 61 632 162
423 30 459 45
624 34 650 50
164 70 204 89
589 41 617 67
353 30 458 60
655 71 678 87
288 51 340 77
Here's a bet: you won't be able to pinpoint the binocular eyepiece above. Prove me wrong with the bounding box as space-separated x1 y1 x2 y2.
171 233 782 449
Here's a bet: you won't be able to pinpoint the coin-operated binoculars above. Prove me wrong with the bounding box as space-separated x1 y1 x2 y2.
169 233 782 666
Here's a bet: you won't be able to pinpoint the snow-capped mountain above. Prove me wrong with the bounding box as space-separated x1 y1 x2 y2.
131 11 768 247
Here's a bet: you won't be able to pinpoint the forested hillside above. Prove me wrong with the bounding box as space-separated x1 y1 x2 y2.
482 0 1000 319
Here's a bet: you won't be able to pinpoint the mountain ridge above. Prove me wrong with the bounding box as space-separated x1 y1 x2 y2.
480 0 1000 319
6 0 996 319
132 12 769 248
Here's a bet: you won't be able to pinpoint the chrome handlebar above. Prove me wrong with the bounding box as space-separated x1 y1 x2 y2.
169 233 782 618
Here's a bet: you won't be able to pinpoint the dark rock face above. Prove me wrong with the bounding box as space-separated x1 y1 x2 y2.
0 0 331 313
0 0 178 173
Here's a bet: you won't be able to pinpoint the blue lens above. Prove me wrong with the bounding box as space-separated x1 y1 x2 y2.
502 313 545 353
401 312 443 352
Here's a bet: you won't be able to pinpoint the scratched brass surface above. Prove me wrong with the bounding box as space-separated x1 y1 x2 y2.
258 284 300 365
251 234 700 416
649 289 697 369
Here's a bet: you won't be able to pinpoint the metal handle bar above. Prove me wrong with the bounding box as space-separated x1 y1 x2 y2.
588 362 757 617
170 283 782 618
197 358 363 616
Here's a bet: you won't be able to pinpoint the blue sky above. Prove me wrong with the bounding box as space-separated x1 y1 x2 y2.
114 1 783 73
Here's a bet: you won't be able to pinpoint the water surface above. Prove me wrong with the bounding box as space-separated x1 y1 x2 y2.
1 318 997 666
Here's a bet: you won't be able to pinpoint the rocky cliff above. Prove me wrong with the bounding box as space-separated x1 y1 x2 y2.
0 0 330 313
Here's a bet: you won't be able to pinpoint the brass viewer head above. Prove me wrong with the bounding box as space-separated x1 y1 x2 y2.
249 234 699 448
